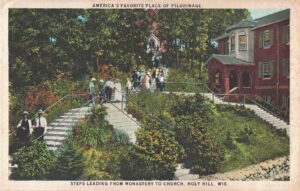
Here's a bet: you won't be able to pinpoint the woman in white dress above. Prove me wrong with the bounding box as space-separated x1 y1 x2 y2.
114 79 122 102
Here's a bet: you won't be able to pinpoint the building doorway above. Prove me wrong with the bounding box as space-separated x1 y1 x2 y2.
229 70 238 90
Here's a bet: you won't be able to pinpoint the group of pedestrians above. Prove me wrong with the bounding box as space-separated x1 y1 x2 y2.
16 109 47 146
89 77 123 105
130 67 165 92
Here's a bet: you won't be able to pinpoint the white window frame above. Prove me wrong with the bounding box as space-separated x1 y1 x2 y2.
263 62 271 79
238 32 247 50
263 30 271 48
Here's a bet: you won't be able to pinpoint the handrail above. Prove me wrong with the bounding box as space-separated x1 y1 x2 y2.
244 95 286 122
32 98 91 142
9 93 88 136
252 95 282 112
10 96 92 158
102 96 141 127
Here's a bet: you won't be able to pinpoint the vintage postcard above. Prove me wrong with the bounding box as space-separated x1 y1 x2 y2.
1 0 300 190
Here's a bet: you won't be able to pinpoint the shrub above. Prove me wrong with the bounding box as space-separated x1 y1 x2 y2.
171 94 217 125
10 141 57 180
74 106 111 148
25 87 59 112
80 147 124 180
120 117 184 180
50 137 84 180
174 116 224 175
171 95 224 175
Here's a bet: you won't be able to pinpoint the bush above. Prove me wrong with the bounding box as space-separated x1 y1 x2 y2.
50 137 84 180
120 117 184 180
10 141 57 180
216 104 255 117
171 95 224 175
171 94 217 125
80 148 125 180
174 116 224 175
74 106 111 148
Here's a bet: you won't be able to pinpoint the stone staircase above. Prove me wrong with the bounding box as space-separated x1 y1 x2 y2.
103 102 140 143
45 106 92 151
163 91 290 180
163 92 289 136
175 164 199 180
9 106 91 175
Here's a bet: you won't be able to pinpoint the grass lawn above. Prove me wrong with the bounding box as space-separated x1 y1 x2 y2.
210 110 289 172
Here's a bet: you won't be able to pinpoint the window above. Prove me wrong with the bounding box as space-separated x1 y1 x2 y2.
242 72 250 87
262 95 272 104
259 61 274 79
263 62 271 78
282 58 290 78
263 30 271 47
282 25 289 44
230 35 235 51
238 32 247 50
225 40 229 54
259 29 274 48
214 71 221 85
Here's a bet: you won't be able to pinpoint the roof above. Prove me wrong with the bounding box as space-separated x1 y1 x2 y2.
225 19 256 32
205 54 254 67
213 32 229 41
214 9 290 40
252 9 290 29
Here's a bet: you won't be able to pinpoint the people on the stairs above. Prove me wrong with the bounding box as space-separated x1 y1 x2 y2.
33 109 47 141
16 111 33 146
105 78 114 102
98 79 106 104
126 78 132 95
158 73 165 92
142 71 151 90
114 79 122 102
89 77 96 106
132 70 139 90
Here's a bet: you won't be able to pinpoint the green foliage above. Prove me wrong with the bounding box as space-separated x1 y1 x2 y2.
216 104 255 117
171 94 217 125
10 141 57 180
164 68 208 93
70 105 130 180
171 96 224 175
120 117 184 180
50 137 84 180
74 106 111 148
80 147 128 180
211 110 289 172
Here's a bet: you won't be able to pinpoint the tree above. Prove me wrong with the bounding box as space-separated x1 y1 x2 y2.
50 137 84 180
120 117 184 180
10 141 57 180
171 95 224 175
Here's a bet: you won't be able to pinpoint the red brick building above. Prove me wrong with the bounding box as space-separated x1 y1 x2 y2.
205 9 289 109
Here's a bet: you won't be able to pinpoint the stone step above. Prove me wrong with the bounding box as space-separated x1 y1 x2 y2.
48 146 58 152
45 136 66 142
46 140 63 147
177 174 199 180
60 115 86 119
50 122 77 127
46 131 70 137
48 126 73 132
175 168 190 177
55 118 80 122
63 112 91 116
